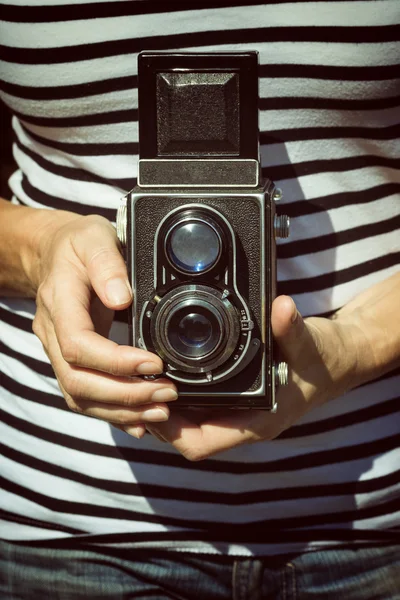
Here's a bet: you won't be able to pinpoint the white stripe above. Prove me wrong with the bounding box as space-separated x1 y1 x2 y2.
0 86 139 117
1 40 399 90
262 138 400 169
1 2 398 49
23 120 139 145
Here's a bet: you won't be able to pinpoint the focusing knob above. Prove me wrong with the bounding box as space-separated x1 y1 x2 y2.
274 361 289 387
116 201 127 246
274 214 290 239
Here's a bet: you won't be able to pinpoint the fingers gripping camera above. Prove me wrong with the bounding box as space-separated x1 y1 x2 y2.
117 52 289 409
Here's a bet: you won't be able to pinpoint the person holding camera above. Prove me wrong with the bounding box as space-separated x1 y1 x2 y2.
0 1 399 598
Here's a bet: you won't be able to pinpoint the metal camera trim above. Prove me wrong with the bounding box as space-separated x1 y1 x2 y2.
163 212 224 277
138 158 260 188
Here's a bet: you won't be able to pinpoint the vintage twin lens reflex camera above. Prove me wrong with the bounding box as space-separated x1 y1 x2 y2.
117 51 290 410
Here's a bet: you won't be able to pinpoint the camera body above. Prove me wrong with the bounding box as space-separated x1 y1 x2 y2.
117 51 289 410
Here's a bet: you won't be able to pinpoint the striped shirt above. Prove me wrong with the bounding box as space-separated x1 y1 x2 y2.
0 0 399 556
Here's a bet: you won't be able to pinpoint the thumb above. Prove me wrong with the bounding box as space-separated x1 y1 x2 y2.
74 216 132 310
271 295 307 364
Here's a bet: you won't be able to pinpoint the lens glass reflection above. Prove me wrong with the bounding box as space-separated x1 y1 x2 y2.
167 220 220 273
178 313 212 348
167 306 221 358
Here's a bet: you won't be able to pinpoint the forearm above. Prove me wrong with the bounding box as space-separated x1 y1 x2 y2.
0 198 78 297
333 271 400 388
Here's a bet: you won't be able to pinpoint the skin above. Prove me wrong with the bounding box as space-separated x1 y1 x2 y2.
1 198 399 459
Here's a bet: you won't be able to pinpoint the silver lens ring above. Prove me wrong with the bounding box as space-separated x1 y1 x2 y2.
150 284 241 373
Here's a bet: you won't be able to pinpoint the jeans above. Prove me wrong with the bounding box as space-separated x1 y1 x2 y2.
0 540 399 599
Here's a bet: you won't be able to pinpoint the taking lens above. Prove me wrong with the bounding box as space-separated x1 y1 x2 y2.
166 220 221 274
178 313 212 347
167 305 221 358
149 283 242 373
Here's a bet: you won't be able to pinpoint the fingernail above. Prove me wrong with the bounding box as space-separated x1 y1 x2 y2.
136 361 163 375
151 388 178 403
105 278 132 306
125 426 145 439
141 407 169 422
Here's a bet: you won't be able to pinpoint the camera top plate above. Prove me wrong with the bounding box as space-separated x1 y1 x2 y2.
137 51 259 161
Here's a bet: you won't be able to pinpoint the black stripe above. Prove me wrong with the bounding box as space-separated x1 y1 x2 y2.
20 119 400 158
1 373 67 412
1 402 399 474
0 340 55 379
278 252 400 296
15 107 138 128
278 215 400 260
2 441 399 505
0 474 212 529
0 0 372 23
12 96 400 129
0 75 138 101
0 508 83 535
260 95 400 111
1 473 398 531
281 394 400 439
261 123 400 145
1 26 398 65
0 305 33 333
20 176 119 220
279 183 400 218
1 65 399 102
24 527 400 549
264 154 400 183
260 63 400 82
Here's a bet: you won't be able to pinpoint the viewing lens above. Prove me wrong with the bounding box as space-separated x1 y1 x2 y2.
166 220 221 273
167 305 221 358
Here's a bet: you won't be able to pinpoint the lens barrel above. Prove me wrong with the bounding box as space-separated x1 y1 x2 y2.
150 284 240 373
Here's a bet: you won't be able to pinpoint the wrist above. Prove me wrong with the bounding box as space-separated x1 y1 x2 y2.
0 199 80 297
23 208 80 294
333 309 386 391
307 316 360 400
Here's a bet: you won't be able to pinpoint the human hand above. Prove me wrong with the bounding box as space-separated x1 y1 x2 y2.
31 212 177 436
141 295 359 460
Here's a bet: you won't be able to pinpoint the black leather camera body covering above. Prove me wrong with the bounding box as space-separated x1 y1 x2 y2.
117 52 289 409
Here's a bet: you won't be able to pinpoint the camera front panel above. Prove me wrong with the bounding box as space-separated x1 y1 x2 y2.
127 188 276 409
